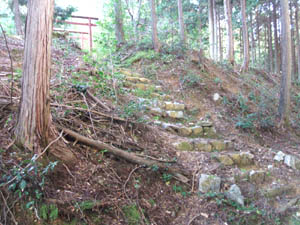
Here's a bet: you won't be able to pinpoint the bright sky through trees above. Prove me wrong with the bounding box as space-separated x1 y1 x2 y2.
55 0 103 18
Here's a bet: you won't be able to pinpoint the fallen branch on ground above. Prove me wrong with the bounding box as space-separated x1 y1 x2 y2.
62 128 189 183
86 90 111 111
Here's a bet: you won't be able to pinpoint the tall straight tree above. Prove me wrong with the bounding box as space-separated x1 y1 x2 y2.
178 0 186 46
273 0 281 73
295 0 300 81
150 0 160 52
240 0 250 72
278 0 292 125
208 0 216 60
224 0 234 65
114 0 125 46
15 0 54 150
13 0 23 35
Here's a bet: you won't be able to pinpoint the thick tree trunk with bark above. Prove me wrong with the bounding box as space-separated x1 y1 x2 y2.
178 0 185 46
268 5 274 72
278 0 292 126
240 0 250 72
295 0 300 81
114 0 125 46
289 2 297 77
150 0 160 52
15 0 55 151
273 0 281 73
13 0 23 35
224 0 234 65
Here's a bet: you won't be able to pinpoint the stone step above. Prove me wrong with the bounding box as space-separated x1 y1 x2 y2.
153 121 217 138
119 68 141 77
138 98 185 111
213 151 254 167
173 138 233 152
124 82 162 92
125 76 151 84
124 88 172 101
149 107 184 119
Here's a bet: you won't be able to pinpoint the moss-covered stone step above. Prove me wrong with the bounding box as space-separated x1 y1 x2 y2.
138 98 185 111
124 82 162 92
213 152 254 167
119 68 141 77
153 121 217 138
125 76 151 84
173 138 233 152
149 107 184 119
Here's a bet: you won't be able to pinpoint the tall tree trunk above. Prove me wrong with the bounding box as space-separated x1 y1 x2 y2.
273 0 281 73
114 0 125 46
208 0 216 60
135 0 143 43
217 7 223 61
240 0 250 72
224 0 234 65
256 10 261 63
295 0 300 81
268 5 274 72
15 0 54 151
278 0 292 126
250 12 256 65
213 0 218 60
289 1 297 78
150 0 160 52
178 0 185 46
13 0 23 35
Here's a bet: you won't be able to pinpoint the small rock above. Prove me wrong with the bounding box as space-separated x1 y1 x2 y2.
194 140 212 152
203 127 217 138
198 121 213 127
216 155 234 166
274 151 286 162
210 140 226 151
213 93 220 101
174 141 193 151
225 184 244 206
231 152 254 167
249 170 266 184
149 107 164 116
198 174 221 193
191 126 203 136
284 155 297 169
178 127 193 136
164 102 185 111
166 111 184 119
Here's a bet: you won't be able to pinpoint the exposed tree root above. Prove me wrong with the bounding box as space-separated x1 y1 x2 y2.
61 127 189 183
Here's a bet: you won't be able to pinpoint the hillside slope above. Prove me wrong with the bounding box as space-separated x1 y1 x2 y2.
0 37 300 225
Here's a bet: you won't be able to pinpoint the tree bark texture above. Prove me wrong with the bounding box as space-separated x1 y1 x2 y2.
224 0 234 65
278 0 292 125
240 0 250 72
114 0 125 46
150 0 160 52
15 0 54 151
273 0 281 73
295 0 300 81
289 2 297 77
13 0 23 35
208 0 216 60
178 0 186 46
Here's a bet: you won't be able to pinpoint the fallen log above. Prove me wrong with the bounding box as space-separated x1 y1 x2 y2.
62 128 189 183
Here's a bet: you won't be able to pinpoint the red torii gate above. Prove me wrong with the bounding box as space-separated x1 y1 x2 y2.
54 15 99 51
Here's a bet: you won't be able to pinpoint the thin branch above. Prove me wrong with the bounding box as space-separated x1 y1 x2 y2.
0 191 18 225
0 23 14 104
123 165 143 201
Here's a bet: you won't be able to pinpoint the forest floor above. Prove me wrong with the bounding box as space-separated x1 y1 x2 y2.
1 36 300 225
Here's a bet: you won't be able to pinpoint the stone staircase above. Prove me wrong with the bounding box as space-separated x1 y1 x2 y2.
119 68 236 155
